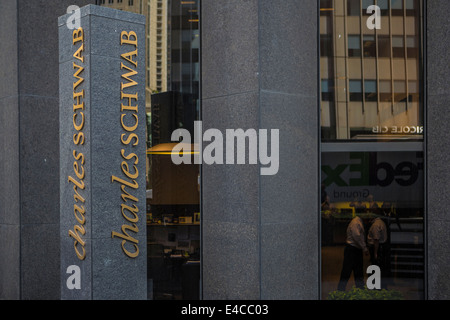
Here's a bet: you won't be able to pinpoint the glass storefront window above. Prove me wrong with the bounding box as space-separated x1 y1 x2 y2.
320 0 424 300
99 0 200 300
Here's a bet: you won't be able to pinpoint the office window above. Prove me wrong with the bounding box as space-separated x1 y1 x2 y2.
378 0 390 15
379 80 392 102
406 0 417 15
363 35 376 58
392 36 405 58
348 35 361 57
362 0 374 15
322 79 335 102
128 0 133 6
391 0 404 15
349 80 363 101
321 35 333 57
378 35 391 58
347 0 360 16
364 80 377 102
407 36 418 59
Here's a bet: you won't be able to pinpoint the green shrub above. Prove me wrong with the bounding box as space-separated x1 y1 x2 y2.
327 287 404 300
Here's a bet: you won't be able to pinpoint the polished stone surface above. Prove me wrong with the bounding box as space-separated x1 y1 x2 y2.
201 0 259 100
201 0 319 299
426 0 450 300
59 5 146 300
0 0 95 300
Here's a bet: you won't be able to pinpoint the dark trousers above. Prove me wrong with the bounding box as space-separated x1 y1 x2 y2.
369 243 390 289
338 244 364 291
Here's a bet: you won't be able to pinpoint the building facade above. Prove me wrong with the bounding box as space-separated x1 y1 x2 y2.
0 0 450 300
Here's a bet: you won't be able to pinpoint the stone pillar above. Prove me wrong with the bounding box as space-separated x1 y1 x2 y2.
0 0 93 300
426 0 450 300
201 0 319 299
59 5 147 300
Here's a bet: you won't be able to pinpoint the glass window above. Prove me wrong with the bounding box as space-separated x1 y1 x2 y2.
321 151 425 299
321 35 333 57
364 80 377 102
363 35 377 58
348 35 361 57
322 79 335 101
392 36 405 58
362 0 374 15
391 0 403 9
348 0 361 16
407 36 418 58
320 0 424 300
378 0 390 15
391 0 404 15
406 0 417 15
349 80 363 101
378 35 391 58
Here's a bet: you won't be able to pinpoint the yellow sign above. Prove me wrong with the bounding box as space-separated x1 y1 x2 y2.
68 27 87 261
111 31 141 259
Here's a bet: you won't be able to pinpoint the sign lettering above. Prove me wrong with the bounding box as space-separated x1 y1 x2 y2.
111 30 140 258
68 27 87 261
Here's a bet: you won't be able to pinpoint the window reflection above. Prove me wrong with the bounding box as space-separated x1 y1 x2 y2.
321 151 425 300
364 80 377 102
378 0 389 15
321 0 423 141
347 0 360 16
392 36 405 58
363 35 376 58
348 35 362 57
320 0 424 300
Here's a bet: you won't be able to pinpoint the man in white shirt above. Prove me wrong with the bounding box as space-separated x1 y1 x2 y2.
337 216 369 291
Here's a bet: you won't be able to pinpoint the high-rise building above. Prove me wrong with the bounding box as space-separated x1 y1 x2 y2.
320 0 423 141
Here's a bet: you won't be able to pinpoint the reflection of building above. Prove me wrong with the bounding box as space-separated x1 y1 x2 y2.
320 0 425 300
99 0 199 147
320 0 423 140
100 0 199 110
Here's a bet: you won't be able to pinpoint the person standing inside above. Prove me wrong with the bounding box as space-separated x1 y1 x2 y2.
367 216 389 289
338 216 369 291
